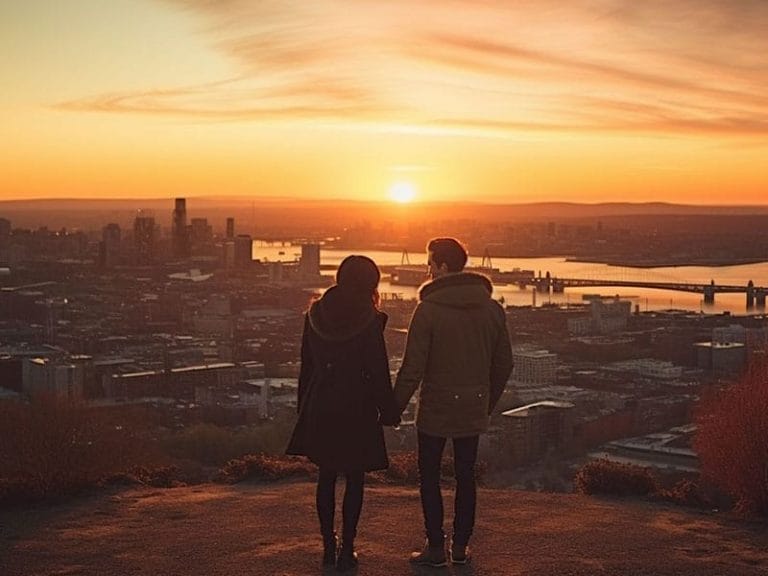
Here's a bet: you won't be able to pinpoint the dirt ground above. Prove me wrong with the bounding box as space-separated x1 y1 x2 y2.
1 481 767 576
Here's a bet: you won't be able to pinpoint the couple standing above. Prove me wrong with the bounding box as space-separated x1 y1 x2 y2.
287 237 514 571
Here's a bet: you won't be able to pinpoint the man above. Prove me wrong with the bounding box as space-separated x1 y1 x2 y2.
394 237 513 567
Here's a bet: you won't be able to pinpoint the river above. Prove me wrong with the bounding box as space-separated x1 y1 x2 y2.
252 241 768 315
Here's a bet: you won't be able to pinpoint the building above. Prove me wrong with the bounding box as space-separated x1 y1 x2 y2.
500 400 575 464
133 213 156 265
606 358 684 380
299 243 321 278
568 297 631 335
226 217 235 239
512 349 557 384
172 197 190 259
22 357 85 400
712 324 747 344
234 235 253 269
694 341 746 373
105 362 240 400
193 294 233 336
0 218 11 239
190 218 212 245
99 223 121 268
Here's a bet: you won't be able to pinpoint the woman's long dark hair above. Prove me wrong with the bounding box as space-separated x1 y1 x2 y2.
335 255 381 308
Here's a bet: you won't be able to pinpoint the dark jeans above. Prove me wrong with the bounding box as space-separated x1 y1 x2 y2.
316 467 365 544
418 430 479 547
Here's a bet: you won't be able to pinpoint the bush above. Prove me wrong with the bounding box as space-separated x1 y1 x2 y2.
103 466 186 489
0 395 158 502
695 360 768 516
574 459 658 497
372 451 487 485
215 454 315 484
161 420 295 467
655 479 713 509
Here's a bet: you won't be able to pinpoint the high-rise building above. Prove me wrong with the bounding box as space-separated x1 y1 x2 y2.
133 214 156 265
226 217 235 239
234 234 253 269
190 218 212 244
299 243 321 277
172 198 190 258
99 223 121 268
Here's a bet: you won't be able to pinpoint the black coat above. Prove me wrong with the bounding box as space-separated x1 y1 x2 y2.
286 287 399 472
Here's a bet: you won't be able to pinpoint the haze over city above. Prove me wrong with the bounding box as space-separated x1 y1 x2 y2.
2 1 767 204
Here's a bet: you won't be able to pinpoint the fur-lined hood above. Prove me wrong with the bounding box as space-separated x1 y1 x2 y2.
418 272 493 308
307 285 386 342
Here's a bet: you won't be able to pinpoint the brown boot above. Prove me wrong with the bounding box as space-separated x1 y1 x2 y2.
409 540 447 567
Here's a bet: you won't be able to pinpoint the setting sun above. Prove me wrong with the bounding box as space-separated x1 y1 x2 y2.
388 181 417 203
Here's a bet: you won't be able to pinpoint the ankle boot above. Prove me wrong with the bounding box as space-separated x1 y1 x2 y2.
335 541 358 572
322 533 337 567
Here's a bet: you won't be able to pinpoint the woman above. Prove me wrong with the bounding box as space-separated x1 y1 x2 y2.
286 255 400 571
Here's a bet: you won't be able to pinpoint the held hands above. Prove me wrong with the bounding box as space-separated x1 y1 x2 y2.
379 412 402 427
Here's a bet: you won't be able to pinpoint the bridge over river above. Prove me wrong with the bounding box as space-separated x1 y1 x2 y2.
523 273 768 309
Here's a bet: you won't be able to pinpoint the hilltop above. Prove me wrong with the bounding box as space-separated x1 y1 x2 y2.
2 481 767 576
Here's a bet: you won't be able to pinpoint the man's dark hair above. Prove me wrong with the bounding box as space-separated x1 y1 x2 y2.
427 237 468 273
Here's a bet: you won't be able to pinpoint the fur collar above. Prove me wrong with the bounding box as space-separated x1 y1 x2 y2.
418 271 493 301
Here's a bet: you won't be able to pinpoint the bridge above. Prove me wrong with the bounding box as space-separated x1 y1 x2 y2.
524 273 767 309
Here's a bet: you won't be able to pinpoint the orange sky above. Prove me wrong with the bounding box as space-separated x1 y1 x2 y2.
1 0 767 204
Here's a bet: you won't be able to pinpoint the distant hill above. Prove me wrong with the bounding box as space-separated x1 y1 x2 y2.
1 481 766 575
2 197 768 233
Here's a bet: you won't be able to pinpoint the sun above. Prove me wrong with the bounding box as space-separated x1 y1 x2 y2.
388 181 417 203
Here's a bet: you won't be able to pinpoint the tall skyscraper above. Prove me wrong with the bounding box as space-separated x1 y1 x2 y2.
133 214 156 265
226 217 235 239
99 223 122 268
172 198 190 258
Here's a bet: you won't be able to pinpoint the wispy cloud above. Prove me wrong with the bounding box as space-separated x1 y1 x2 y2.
54 0 768 138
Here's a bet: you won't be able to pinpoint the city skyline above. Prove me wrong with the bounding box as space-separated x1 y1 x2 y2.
2 1 767 204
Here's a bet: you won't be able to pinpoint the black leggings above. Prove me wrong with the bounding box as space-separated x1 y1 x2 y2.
316 467 365 543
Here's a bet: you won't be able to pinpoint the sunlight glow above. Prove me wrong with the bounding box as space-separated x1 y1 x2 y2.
388 181 417 203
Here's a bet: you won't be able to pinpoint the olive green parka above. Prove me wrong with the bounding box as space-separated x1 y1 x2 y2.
393 272 514 438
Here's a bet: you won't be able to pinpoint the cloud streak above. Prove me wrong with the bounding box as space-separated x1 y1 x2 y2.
54 0 768 138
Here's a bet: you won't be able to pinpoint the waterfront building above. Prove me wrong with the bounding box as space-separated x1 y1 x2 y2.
299 243 321 278
234 235 253 269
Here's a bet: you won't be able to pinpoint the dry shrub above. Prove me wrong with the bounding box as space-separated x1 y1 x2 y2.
372 451 487 485
0 395 158 502
215 454 315 484
695 360 768 516
574 459 658 497
655 479 713 509
162 420 294 467
103 466 185 489
379 451 420 484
